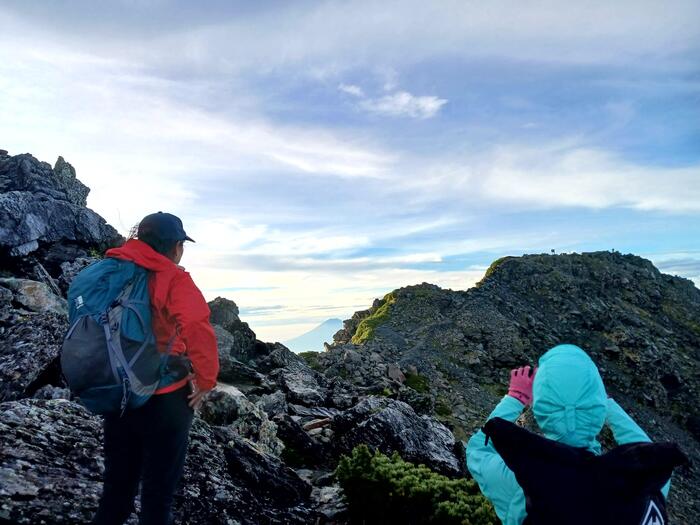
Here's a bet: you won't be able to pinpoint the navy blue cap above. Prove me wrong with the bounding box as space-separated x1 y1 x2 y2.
138 212 195 243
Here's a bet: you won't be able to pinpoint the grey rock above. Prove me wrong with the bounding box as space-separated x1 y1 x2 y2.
0 278 67 315
273 414 328 468
208 296 240 326
59 256 98 291
0 399 105 524
0 399 315 525
0 152 121 273
271 366 326 406
214 426 314 519
213 324 236 374
257 390 288 417
9 240 38 257
0 311 66 402
311 485 348 521
32 385 70 400
333 397 461 477
200 386 283 457
0 191 121 262
387 363 405 383
0 153 88 206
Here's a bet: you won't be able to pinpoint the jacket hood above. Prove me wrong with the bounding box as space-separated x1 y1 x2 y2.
106 239 178 272
532 344 607 452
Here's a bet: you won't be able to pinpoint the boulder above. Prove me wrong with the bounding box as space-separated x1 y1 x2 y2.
332 397 462 477
0 153 122 274
199 386 283 457
0 399 105 524
273 414 328 468
0 399 315 525
0 153 88 206
0 278 67 315
270 367 326 407
208 296 239 326
0 191 121 261
0 311 66 402
215 427 312 508
257 390 288 417
59 256 98 292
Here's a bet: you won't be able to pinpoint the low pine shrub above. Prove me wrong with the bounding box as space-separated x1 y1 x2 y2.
336 445 497 525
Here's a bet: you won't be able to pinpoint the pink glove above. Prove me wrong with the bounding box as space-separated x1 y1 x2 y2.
508 365 537 406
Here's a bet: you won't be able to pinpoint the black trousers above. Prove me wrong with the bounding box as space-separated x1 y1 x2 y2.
93 386 194 525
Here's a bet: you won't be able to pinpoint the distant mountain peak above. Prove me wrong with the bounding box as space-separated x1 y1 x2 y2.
283 318 344 353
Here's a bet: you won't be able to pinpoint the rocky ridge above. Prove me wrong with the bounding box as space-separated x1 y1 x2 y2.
313 252 700 522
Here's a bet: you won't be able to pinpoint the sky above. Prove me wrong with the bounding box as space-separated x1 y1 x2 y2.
1 1 699 342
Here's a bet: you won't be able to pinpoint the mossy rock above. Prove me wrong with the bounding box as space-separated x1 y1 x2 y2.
476 256 513 286
404 372 430 393
298 351 322 371
351 292 396 344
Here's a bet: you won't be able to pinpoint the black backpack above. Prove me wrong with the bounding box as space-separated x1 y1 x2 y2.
482 417 688 525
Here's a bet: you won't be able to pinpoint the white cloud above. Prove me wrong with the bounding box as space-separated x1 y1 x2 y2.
404 142 700 213
338 83 364 97
3 1 698 75
0 42 395 233
360 91 448 119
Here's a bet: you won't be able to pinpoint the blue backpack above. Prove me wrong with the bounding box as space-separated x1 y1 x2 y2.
61 258 171 415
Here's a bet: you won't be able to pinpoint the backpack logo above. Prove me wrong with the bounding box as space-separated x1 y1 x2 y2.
640 499 664 525
75 295 84 310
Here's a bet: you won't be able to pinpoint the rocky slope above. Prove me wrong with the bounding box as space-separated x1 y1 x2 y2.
0 151 460 524
316 252 700 522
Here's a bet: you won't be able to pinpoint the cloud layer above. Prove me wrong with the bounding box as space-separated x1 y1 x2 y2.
1 1 698 340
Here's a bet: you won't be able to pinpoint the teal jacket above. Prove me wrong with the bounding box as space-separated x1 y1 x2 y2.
466 345 671 525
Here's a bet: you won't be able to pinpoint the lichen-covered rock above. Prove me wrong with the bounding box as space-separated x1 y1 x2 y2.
256 346 329 406
0 278 67 315
58 256 98 292
0 399 105 524
0 399 316 525
200 386 283 457
332 397 462 477
0 311 66 402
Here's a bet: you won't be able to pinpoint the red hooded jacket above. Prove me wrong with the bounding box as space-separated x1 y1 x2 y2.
106 239 219 394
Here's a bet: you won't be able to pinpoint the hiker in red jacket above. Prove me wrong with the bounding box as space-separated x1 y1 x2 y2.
93 212 219 525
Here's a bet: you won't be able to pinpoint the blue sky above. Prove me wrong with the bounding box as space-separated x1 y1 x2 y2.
1 1 698 341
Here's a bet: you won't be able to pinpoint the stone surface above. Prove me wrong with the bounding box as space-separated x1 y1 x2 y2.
0 153 88 206
208 296 240 326
200 386 283 457
333 397 462 477
0 311 66 402
0 153 121 276
58 256 98 292
0 399 316 525
0 278 67 315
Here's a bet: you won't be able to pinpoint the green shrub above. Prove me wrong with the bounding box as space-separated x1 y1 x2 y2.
336 445 497 525
351 292 396 344
404 371 430 393
298 351 322 371
435 397 452 417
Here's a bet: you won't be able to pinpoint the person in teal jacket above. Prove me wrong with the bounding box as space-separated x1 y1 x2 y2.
466 344 671 525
